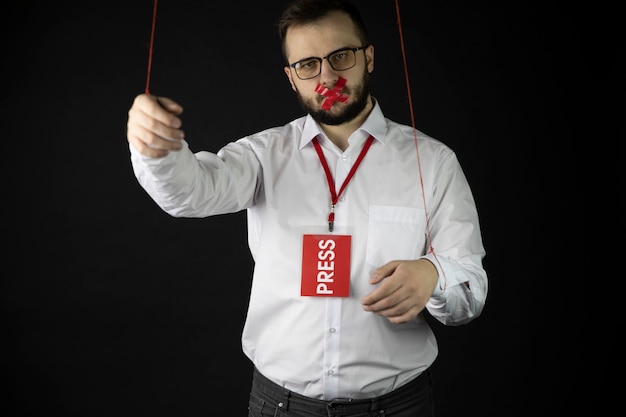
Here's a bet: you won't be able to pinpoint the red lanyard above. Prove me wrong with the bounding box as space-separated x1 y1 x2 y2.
312 135 375 232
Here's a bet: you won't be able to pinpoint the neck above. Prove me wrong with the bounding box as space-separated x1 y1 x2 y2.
320 96 374 151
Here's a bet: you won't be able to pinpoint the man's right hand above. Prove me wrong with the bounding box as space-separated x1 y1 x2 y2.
127 94 185 158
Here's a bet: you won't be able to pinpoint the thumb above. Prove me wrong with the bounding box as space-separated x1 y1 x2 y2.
155 96 184 115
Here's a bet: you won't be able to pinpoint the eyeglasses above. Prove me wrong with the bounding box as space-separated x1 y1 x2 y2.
288 45 369 80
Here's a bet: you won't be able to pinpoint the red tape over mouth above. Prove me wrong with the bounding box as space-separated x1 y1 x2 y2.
315 77 348 110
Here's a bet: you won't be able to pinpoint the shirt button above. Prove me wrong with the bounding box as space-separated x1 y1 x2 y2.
329 327 336 333
327 369 334 375
341 156 348 161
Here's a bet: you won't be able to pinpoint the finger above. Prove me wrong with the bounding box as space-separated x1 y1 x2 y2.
128 106 185 146
127 134 170 158
361 278 402 309
127 95 186 153
371 298 422 325
369 260 401 284
127 124 183 160
386 307 421 324
134 94 184 130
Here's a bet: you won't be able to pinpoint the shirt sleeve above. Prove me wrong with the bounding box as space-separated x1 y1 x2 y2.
422 149 488 326
129 139 260 218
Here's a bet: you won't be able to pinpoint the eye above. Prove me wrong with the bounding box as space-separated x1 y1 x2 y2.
297 59 319 70
331 51 349 62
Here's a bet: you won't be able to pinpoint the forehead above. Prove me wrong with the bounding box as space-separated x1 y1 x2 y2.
284 11 361 62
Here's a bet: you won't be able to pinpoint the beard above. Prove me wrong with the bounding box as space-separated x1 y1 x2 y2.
295 68 371 126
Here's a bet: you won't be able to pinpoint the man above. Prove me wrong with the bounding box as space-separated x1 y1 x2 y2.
126 0 488 415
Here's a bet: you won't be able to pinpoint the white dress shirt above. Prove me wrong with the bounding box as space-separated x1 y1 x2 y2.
129 99 488 400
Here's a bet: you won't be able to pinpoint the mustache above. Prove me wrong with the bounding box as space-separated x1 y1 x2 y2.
316 85 351 103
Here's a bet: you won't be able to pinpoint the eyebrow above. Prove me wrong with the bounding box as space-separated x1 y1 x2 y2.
290 46 358 65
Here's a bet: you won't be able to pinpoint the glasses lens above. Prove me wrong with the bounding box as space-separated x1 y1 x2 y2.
328 49 356 71
292 49 359 80
295 59 321 80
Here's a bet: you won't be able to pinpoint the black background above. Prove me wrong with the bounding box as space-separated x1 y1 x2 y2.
2 1 612 416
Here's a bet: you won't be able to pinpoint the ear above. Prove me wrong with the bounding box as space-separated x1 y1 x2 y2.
365 44 374 74
284 66 297 91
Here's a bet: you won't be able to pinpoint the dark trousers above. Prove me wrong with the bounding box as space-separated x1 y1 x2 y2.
248 368 435 417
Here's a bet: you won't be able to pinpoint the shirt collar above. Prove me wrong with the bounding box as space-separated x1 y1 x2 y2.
298 98 387 149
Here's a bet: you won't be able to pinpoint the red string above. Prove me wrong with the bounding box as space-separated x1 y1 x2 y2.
394 0 445 288
145 0 158 95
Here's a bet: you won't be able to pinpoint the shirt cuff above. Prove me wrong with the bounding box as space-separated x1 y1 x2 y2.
422 252 468 298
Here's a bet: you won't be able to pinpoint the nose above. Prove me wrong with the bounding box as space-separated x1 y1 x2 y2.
319 58 339 85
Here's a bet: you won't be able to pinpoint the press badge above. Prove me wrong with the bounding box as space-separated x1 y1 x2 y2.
301 234 351 297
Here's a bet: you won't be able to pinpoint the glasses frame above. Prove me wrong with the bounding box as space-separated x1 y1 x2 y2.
288 45 369 80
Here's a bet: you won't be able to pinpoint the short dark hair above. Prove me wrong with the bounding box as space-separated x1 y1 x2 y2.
278 0 369 61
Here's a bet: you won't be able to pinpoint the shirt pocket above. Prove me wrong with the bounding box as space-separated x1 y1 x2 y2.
365 205 426 268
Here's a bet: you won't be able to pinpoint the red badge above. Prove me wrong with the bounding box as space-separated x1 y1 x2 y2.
301 234 351 297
